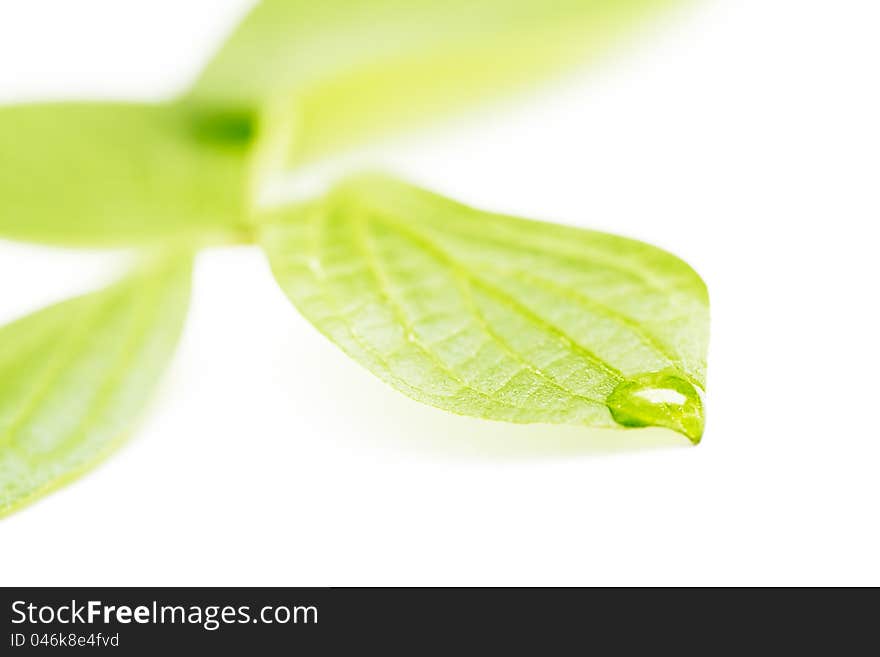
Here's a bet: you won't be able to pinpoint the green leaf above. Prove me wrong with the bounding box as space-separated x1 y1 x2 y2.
0 253 192 518
188 0 681 166
260 176 709 443
0 102 252 247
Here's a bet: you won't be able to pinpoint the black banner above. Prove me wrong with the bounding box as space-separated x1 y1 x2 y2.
1 587 874 651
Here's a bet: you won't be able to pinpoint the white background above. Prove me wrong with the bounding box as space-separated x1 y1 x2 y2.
1 0 878 586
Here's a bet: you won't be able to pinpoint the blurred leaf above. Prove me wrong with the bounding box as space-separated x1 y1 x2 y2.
0 102 252 247
0 253 192 517
189 0 681 166
260 176 709 443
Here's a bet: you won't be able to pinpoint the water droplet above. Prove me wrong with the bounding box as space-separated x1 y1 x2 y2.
606 372 704 444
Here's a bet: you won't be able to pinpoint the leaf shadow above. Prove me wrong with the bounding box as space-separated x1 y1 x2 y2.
346 391 690 462
279 336 693 463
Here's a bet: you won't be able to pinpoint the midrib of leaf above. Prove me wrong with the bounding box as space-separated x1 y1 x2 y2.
438 247 612 408
350 195 701 390
314 200 537 413
354 209 611 412
362 208 624 386
299 198 590 418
